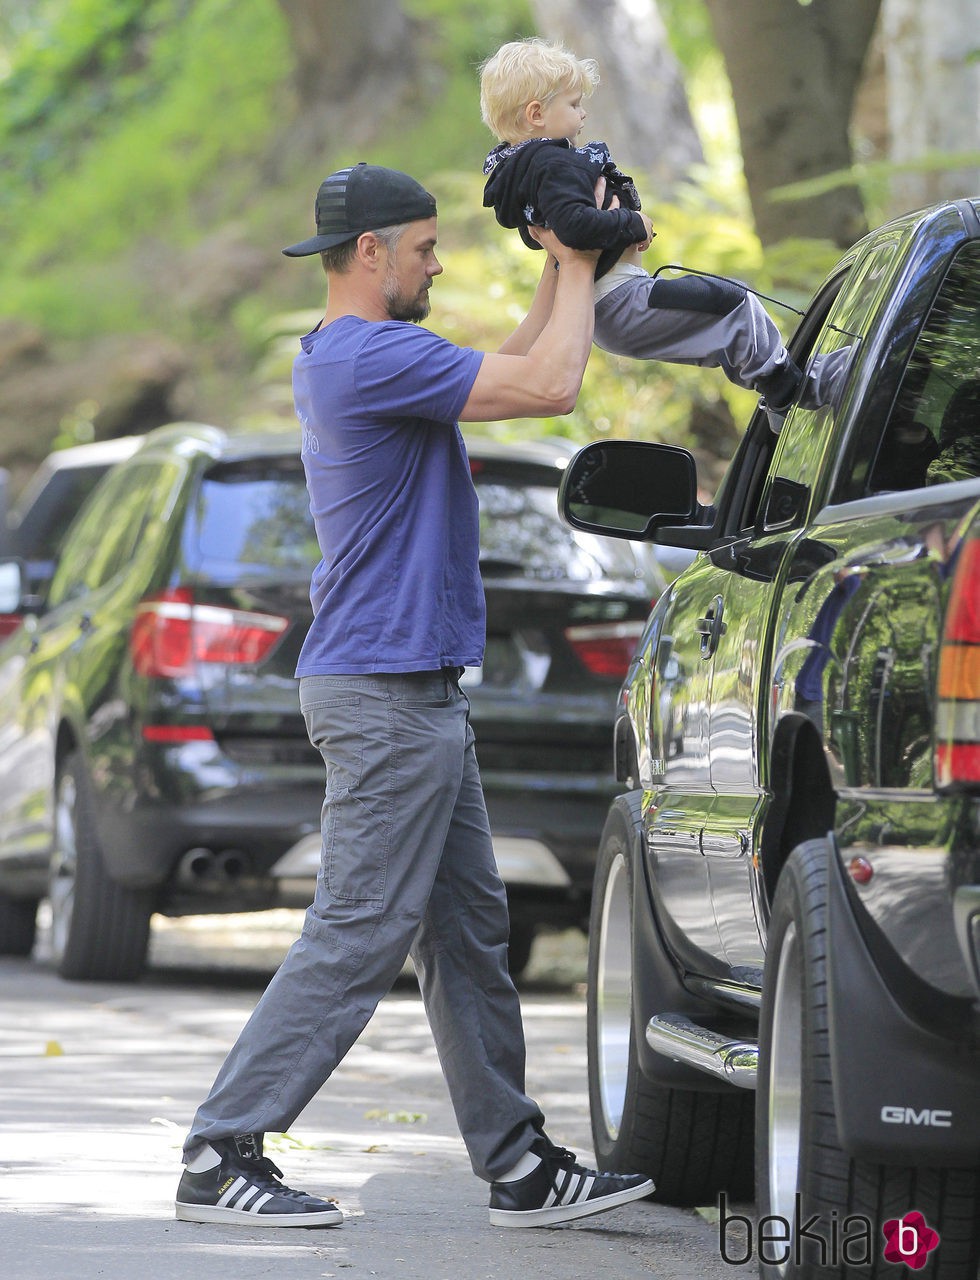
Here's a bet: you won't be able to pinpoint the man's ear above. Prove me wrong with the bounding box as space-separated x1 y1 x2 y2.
354 231 385 269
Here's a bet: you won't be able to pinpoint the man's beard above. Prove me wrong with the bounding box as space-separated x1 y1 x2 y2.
383 272 430 323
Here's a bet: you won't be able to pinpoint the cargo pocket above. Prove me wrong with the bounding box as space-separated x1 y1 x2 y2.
304 696 388 905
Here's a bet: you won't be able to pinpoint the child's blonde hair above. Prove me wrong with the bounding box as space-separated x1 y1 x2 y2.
479 37 599 143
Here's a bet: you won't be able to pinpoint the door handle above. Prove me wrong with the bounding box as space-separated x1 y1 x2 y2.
695 596 726 659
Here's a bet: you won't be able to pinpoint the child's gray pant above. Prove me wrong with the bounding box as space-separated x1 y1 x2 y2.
594 270 791 390
183 669 544 1183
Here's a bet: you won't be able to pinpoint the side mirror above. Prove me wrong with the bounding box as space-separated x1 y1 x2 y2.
559 440 701 541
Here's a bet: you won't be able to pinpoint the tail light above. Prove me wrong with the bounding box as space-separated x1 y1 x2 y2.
565 621 645 679
935 537 980 787
130 587 288 678
0 615 22 640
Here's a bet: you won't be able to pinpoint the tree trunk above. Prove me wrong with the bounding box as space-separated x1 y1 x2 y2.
274 0 430 148
881 0 980 213
529 0 703 196
704 0 881 247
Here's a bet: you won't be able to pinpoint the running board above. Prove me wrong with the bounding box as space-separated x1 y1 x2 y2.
645 1013 758 1089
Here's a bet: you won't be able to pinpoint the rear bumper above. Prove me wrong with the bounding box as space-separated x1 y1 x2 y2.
94 744 620 920
95 738 324 894
480 768 625 895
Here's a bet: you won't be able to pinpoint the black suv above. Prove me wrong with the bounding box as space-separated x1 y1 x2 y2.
0 426 661 981
561 198 980 1275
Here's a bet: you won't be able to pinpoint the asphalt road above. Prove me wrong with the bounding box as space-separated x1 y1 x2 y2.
0 914 742 1280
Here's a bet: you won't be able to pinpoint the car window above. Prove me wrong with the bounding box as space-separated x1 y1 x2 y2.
190 454 653 588
47 462 182 606
729 270 852 534
745 241 900 533
862 239 980 494
10 464 110 561
472 460 649 585
192 459 320 574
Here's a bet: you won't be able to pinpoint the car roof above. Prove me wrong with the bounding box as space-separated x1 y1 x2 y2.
124 423 581 471
10 435 144 522
37 436 143 469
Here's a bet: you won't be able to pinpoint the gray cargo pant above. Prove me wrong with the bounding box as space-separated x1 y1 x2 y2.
183 668 544 1182
594 269 792 392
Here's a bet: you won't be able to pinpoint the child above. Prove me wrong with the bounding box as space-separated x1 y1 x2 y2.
480 37 806 417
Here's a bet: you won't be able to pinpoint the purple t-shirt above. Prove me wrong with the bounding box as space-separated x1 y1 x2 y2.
293 316 486 675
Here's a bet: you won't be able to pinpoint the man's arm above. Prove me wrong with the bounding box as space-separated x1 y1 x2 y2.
496 175 614 360
459 232 599 422
494 251 560 358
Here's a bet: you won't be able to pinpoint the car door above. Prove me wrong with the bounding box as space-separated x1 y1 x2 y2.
645 551 728 963
700 230 916 974
0 462 171 862
652 233 906 976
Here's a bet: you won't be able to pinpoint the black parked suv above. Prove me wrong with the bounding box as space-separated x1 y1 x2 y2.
0 426 661 981
561 198 980 1276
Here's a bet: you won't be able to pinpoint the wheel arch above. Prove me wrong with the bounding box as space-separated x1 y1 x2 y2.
55 720 80 775
760 713 836 907
611 791 750 1091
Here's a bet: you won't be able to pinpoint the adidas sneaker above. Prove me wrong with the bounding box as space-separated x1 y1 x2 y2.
175 1133 342 1228
488 1137 654 1227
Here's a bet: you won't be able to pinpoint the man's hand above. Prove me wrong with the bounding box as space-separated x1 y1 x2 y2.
635 212 655 253
526 172 613 265
528 224 601 268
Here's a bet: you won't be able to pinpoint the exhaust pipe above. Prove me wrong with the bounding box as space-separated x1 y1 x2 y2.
215 849 246 879
176 847 249 890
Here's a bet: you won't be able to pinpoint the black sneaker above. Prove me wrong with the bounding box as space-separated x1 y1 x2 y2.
488 1138 654 1227
175 1134 343 1228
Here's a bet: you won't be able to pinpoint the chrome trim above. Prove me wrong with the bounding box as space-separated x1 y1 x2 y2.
645 1012 758 1088
685 974 763 1013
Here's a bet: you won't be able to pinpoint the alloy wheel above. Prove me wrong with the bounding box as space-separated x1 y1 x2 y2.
767 919 803 1246
595 851 633 1139
49 770 78 962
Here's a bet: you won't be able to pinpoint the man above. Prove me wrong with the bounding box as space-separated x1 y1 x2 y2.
175 162 653 1230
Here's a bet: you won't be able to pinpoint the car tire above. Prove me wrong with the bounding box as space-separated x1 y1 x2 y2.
756 838 980 1278
587 797 754 1206
0 891 38 956
50 753 153 982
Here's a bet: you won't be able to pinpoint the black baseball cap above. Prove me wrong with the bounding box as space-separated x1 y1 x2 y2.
282 162 438 257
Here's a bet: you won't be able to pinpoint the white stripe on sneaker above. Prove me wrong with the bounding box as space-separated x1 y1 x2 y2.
216 1177 248 1208
248 1192 274 1214
234 1185 263 1210
560 1172 586 1206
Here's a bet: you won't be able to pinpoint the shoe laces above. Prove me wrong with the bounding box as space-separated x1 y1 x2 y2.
533 1138 633 1186
236 1153 314 1203
533 1140 585 1184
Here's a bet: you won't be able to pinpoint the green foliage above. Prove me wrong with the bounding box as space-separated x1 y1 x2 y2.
0 0 841 470
372 0 534 176
0 0 290 331
771 152 980 230
657 0 717 74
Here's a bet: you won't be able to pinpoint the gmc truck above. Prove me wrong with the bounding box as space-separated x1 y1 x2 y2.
560 198 980 1278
